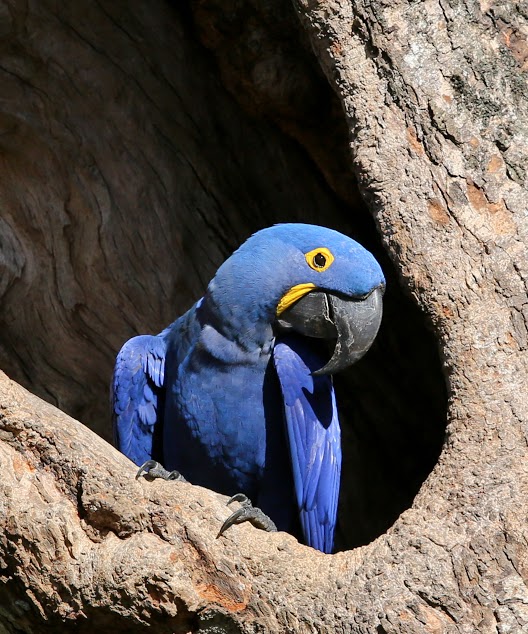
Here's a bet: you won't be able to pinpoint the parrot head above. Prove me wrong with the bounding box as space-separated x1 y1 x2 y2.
204 223 385 374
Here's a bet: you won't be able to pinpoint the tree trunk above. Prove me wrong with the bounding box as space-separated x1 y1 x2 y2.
0 0 527 631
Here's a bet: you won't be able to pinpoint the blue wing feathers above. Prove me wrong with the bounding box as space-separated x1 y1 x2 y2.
112 334 167 466
115 329 341 553
143 352 165 388
273 334 342 553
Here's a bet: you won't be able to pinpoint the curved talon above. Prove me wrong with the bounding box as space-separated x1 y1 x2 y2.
166 470 186 481
217 494 277 538
227 493 250 507
136 459 159 479
217 508 248 537
135 460 186 482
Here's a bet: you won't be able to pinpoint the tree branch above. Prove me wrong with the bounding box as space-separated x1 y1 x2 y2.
1 362 527 632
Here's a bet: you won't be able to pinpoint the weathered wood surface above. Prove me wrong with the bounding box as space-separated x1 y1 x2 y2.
0 0 527 631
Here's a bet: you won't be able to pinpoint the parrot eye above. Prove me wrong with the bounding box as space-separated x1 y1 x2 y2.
313 253 326 268
305 247 334 272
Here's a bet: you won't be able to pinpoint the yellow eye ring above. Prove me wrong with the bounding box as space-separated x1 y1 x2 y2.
305 247 334 272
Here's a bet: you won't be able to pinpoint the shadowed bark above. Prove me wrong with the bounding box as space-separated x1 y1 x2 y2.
0 0 527 631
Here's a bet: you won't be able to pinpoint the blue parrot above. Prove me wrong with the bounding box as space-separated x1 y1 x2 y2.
112 223 384 553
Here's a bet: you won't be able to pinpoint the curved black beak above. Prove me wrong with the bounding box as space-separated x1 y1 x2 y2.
276 286 384 375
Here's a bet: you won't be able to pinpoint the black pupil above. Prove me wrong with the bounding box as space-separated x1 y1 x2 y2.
313 252 326 268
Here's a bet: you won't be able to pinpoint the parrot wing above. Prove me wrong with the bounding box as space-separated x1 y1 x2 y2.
273 334 342 553
112 334 166 466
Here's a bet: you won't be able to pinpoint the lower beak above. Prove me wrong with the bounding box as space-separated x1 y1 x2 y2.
275 287 383 375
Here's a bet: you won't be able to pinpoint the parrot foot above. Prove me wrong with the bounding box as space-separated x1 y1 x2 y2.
217 493 277 538
136 460 187 482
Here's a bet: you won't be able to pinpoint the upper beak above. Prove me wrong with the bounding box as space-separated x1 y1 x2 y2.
275 286 384 375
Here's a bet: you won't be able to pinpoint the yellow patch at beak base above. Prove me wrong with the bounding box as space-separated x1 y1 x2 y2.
276 283 316 316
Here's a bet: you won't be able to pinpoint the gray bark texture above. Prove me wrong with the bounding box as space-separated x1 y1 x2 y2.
0 0 527 632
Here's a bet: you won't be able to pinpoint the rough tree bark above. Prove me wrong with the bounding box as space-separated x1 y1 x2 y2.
0 0 527 632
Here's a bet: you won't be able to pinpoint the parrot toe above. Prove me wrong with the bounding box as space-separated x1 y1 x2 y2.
135 460 187 482
217 493 277 538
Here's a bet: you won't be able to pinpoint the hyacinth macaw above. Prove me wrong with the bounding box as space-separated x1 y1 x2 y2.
112 223 384 553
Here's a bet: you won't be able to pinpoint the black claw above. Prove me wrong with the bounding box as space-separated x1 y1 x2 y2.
217 494 277 538
136 460 187 482
227 493 250 505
